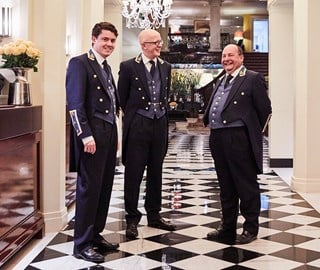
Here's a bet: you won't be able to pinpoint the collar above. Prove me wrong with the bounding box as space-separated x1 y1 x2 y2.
91 48 107 67
226 65 245 82
141 53 157 66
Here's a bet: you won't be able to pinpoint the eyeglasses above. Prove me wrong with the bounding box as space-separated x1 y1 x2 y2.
144 40 163 46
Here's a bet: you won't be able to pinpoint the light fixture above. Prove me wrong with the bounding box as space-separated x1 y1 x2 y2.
233 30 244 41
122 0 172 29
0 4 12 37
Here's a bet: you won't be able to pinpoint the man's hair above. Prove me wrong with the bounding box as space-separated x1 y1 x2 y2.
92 22 118 38
237 45 244 55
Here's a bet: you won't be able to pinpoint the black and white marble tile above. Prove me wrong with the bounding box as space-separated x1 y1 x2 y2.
7 129 320 270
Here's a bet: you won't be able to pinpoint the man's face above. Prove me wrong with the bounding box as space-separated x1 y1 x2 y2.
92 29 117 58
141 32 163 59
221 45 243 74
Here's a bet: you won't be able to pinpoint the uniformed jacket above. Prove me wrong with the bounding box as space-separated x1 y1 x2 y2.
66 50 119 140
117 54 171 164
203 67 272 173
66 50 119 171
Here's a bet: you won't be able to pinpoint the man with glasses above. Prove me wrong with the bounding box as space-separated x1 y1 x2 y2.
118 29 176 239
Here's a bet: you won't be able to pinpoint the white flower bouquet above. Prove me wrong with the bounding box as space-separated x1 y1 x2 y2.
0 39 41 72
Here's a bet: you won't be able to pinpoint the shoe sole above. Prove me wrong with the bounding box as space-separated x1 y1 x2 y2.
207 234 236 245
148 224 176 231
125 232 138 239
74 254 104 263
207 237 236 245
236 236 257 244
94 245 119 251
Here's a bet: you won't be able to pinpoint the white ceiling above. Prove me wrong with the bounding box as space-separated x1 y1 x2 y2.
106 0 268 32
169 0 268 30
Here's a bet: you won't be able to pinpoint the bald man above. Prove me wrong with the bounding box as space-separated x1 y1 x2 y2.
118 29 176 238
203 44 272 245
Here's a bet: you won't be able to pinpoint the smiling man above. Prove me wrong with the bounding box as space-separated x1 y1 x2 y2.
66 22 120 263
118 29 176 239
203 44 272 245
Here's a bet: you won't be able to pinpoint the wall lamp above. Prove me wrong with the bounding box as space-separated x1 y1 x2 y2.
0 3 12 37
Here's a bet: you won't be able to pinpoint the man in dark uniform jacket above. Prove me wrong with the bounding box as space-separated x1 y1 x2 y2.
118 29 176 239
66 22 120 263
203 44 272 245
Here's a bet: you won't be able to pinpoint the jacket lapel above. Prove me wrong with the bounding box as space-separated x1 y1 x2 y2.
87 50 112 98
207 77 223 109
223 67 247 109
134 54 151 99
158 58 168 98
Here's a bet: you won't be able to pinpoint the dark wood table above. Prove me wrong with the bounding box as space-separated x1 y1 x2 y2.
0 105 44 267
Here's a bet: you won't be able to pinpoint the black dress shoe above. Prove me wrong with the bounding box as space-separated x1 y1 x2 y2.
94 239 119 253
207 228 236 245
236 230 257 244
148 218 176 231
74 247 104 263
126 223 138 238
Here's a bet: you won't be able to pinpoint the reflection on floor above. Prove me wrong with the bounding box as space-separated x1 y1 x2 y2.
7 130 320 269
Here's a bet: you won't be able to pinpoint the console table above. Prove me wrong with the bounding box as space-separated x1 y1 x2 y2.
0 105 44 267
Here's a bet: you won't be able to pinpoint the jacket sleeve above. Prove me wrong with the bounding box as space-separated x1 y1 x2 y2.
252 72 272 131
117 61 132 114
66 57 93 140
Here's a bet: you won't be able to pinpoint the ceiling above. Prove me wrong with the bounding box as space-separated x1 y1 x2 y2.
107 0 268 33
168 0 268 32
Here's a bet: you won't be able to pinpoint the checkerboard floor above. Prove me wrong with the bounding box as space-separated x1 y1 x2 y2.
19 130 320 269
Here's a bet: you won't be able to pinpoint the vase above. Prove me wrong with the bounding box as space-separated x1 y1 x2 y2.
8 68 32 106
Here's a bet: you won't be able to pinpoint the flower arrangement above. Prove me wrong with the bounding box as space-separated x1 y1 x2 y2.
0 39 41 72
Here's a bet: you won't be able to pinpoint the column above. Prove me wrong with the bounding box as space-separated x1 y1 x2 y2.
158 20 170 52
242 15 252 52
104 0 123 80
268 1 294 167
31 0 68 232
209 0 222 51
66 0 104 58
292 0 320 192
81 0 104 51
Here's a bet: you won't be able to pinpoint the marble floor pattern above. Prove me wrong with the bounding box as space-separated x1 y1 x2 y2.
6 130 320 270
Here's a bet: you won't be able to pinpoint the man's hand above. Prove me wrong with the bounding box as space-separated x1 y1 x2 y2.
84 139 96 154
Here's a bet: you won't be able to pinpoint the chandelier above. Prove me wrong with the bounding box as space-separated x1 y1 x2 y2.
122 0 172 29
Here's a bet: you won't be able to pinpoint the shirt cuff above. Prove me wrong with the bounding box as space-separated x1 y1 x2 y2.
82 136 94 145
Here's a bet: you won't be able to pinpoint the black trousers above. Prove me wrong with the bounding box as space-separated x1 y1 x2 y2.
74 119 117 253
124 114 167 225
209 126 260 235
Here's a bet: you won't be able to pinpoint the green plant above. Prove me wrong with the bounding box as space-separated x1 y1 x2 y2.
171 69 201 97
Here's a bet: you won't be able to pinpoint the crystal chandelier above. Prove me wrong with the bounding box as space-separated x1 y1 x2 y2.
122 0 172 29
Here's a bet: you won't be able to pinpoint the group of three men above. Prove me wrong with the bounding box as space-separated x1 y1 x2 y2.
66 22 272 263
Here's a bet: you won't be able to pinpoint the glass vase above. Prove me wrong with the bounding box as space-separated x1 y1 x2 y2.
8 68 32 106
